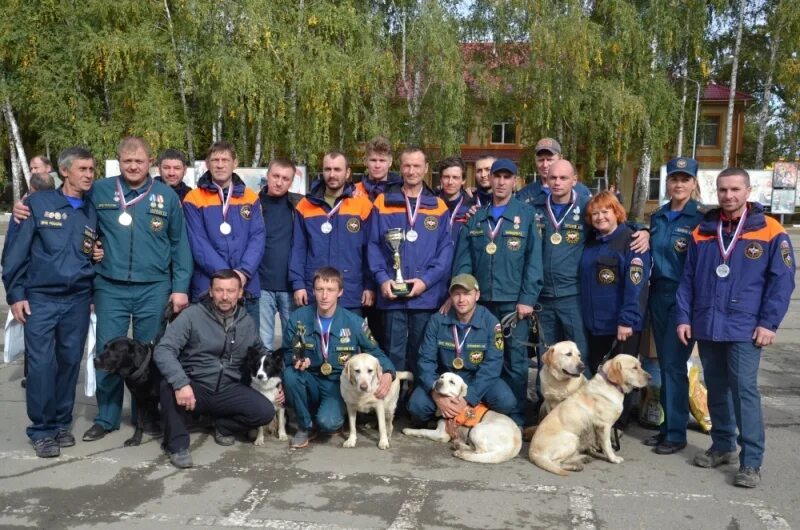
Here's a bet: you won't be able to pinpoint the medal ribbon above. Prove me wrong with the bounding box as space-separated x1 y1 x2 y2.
404 191 422 231
316 313 332 364
487 217 505 243
716 207 748 264
449 195 465 229
544 189 576 233
325 199 344 223
215 183 234 223
115 177 154 214
452 325 472 361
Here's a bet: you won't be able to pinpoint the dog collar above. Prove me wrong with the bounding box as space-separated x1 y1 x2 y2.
598 367 624 394
127 347 153 385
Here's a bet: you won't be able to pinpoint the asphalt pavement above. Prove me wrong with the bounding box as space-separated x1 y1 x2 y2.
0 218 798 529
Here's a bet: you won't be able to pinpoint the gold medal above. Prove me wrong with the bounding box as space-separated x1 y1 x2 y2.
550 232 563 245
485 242 497 254
320 362 333 375
452 357 464 370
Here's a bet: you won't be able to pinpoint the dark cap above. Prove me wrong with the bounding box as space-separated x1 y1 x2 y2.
534 138 561 155
449 273 479 292
666 157 698 178
490 158 517 175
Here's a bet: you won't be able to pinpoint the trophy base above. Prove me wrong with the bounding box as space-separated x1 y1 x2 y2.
391 282 411 296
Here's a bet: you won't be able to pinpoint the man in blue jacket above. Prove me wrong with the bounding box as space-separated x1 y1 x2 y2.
677 168 795 489
290 151 374 314
3 147 97 458
516 138 592 205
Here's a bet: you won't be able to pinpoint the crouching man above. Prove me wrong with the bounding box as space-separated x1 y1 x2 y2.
283 266 396 448
154 269 276 468
408 274 516 429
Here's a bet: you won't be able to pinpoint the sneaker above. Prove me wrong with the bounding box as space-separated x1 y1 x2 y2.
694 448 738 468
734 466 761 488
291 429 310 448
213 427 235 446
169 448 193 469
55 429 76 448
33 438 60 458
82 423 109 442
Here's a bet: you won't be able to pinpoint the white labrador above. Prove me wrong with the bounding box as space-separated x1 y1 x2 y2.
539 340 587 420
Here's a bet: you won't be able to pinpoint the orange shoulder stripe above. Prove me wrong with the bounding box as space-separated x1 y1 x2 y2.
741 216 786 241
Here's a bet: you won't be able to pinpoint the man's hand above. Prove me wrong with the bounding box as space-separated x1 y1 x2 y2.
381 280 398 300
294 289 308 306
516 303 534 319
12 200 30 223
275 385 286 406
233 269 248 288
170 293 189 314
407 278 427 298
617 325 633 342
361 289 375 307
92 241 104 263
630 230 650 253
293 357 311 371
175 385 196 411
752 326 776 348
465 203 479 220
373 372 393 399
432 392 467 419
439 298 453 315
11 300 31 324
677 324 692 346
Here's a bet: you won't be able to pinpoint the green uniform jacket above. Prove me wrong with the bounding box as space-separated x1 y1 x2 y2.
92 176 192 292
282 304 396 379
452 198 543 306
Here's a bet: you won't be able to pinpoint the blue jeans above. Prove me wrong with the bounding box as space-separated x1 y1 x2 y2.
282 369 345 433
698 340 765 468
259 290 294 350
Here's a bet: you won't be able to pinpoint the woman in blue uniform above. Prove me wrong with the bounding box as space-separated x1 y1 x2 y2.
643 157 705 455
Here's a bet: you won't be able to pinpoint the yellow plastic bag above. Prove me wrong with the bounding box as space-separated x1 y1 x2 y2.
689 365 712 433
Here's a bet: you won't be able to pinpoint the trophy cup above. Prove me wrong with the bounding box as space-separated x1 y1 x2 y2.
385 228 411 296
291 322 307 363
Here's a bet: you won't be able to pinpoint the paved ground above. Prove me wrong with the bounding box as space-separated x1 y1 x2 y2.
0 218 798 529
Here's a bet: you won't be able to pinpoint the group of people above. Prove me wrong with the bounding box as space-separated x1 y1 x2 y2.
2 135 794 489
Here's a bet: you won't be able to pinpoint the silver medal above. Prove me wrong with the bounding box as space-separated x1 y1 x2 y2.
119 212 133 226
715 263 730 278
220 222 232 235
321 221 333 234
406 229 418 242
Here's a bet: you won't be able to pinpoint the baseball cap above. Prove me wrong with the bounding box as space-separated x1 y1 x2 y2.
534 138 561 155
666 157 698 178
449 273 479 292
490 158 517 175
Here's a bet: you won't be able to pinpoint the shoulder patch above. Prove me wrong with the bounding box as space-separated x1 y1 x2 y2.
782 246 793 267
629 265 644 285
362 319 377 345
494 323 504 350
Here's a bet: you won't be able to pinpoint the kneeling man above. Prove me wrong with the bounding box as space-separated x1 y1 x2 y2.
283 267 396 448
408 274 516 426
155 269 276 468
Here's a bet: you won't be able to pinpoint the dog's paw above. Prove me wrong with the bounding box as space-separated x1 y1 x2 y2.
278 433 288 441
342 437 357 448
609 455 624 464
254 436 266 446
123 437 142 447
378 438 390 450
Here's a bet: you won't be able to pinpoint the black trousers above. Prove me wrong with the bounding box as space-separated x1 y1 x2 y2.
160 379 275 452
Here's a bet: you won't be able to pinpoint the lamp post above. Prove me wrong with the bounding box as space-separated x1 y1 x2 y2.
678 75 702 159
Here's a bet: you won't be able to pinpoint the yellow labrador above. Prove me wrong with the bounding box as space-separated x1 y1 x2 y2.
402 373 522 464
539 341 587 420
529 354 650 476
340 353 413 450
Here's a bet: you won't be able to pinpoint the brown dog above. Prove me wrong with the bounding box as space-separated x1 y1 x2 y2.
529 354 650 476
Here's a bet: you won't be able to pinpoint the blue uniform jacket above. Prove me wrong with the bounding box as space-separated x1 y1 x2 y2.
452 197 543 306
3 189 97 303
183 172 266 300
289 180 375 309
417 305 505 406
675 203 795 341
580 225 651 335
368 183 453 310
354 171 402 202
282 304 395 379
439 189 474 246
517 180 592 206
155 176 192 202
649 199 706 285
532 192 591 298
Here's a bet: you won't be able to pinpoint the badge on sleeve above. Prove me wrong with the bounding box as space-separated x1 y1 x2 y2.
362 320 377 345
781 240 793 267
629 265 644 285
494 323 504 350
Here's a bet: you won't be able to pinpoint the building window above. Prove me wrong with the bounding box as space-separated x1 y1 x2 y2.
698 115 720 147
649 170 660 201
491 121 516 144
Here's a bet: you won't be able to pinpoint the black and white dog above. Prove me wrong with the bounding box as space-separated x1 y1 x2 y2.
246 347 287 444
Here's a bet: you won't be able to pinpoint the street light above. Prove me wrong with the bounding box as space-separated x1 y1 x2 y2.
677 75 702 159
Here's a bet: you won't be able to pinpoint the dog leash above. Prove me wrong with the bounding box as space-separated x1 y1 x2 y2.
500 304 543 349
150 302 176 347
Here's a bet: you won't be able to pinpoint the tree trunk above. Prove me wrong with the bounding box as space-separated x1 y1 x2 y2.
3 97 30 187
164 0 195 165
722 0 745 168
252 115 263 167
755 34 779 169
630 120 651 221
676 71 687 157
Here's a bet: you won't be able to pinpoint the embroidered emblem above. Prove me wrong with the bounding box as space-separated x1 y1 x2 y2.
150 217 164 232
676 158 687 169
598 268 616 284
240 204 252 220
346 217 361 233
507 237 521 251
566 230 580 244
82 237 93 254
423 215 438 231
469 351 484 364
494 323 504 350
629 265 644 285
744 242 763 260
674 238 688 252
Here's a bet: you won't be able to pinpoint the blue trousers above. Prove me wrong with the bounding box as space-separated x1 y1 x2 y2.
259 290 294 350
243 293 260 327
93 276 171 430
650 283 694 443
698 340 765 468
383 309 433 373
282 369 345 433
407 377 516 422
483 301 528 426
24 292 91 441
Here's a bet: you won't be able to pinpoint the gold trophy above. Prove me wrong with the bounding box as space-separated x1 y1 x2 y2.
385 228 411 296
